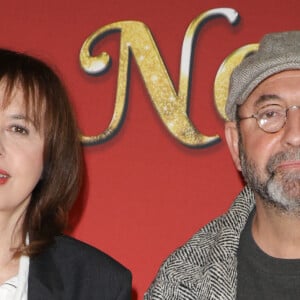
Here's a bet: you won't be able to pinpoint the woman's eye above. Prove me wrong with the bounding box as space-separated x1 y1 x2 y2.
10 125 29 135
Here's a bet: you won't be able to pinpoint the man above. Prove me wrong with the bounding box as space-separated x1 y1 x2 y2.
144 31 300 299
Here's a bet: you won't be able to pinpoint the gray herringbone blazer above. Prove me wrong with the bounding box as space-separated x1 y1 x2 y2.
145 187 255 300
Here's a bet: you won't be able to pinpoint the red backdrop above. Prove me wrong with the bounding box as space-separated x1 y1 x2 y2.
1 0 299 298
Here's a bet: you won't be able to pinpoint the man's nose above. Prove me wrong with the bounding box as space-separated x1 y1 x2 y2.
282 107 300 147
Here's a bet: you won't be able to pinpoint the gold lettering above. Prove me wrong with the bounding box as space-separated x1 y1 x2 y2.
214 44 259 120
80 8 239 147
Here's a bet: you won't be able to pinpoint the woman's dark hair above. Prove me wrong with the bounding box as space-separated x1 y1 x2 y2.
0 49 83 256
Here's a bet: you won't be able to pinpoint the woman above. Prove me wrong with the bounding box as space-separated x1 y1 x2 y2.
0 49 132 299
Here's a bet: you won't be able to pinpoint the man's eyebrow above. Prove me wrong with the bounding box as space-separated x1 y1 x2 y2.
253 94 283 108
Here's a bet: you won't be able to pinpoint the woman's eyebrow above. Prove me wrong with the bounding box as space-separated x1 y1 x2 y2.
8 113 34 123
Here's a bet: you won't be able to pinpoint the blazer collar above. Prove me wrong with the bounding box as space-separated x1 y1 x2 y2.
28 245 64 300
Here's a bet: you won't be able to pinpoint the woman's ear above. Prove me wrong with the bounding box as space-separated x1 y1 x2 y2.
225 121 242 171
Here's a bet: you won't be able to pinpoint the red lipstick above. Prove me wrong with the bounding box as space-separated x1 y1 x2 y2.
0 169 9 184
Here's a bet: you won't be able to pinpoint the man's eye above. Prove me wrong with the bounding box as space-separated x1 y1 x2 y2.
10 125 29 135
258 106 284 120
264 111 279 118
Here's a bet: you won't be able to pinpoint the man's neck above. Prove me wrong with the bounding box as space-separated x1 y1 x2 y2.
252 197 300 259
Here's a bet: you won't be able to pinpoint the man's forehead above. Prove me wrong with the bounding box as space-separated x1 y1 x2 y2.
260 70 300 84
241 70 300 108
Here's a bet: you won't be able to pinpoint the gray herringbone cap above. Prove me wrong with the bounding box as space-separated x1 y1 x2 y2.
226 31 300 120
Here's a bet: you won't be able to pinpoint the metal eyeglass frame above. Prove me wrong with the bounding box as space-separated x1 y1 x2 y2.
237 105 300 133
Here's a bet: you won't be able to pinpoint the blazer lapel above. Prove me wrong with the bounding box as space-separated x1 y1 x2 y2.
28 247 64 300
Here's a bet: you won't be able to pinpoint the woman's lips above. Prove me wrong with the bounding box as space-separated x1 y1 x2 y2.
0 170 9 184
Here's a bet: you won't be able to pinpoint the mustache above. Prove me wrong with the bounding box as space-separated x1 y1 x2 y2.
267 149 300 174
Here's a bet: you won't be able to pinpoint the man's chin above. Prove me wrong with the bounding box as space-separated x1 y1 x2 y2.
267 176 300 213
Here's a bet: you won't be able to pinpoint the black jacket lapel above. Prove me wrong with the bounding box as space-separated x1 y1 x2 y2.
28 247 64 300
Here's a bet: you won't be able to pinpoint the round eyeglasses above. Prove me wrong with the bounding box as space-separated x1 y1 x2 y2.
237 105 300 133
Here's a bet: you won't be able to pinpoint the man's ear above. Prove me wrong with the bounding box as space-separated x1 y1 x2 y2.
225 121 242 171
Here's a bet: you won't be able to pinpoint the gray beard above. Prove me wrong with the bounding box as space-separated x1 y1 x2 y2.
239 143 300 214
